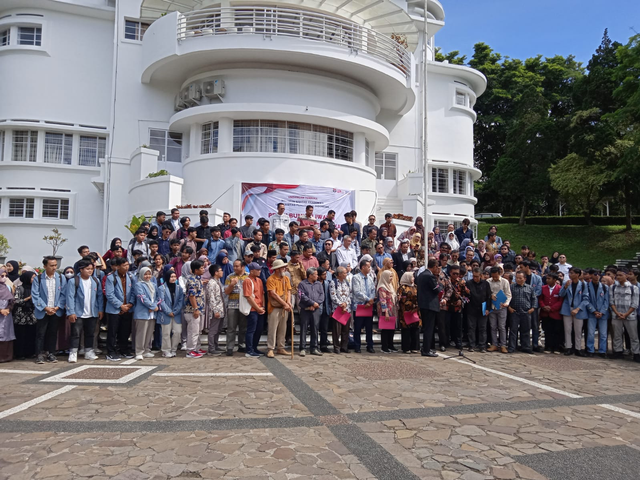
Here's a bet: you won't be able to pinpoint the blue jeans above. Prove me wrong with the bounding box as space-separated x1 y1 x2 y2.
508 312 531 352
354 315 373 350
246 311 259 354
587 316 608 353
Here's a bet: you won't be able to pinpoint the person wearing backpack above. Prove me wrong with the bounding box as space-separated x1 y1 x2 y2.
610 269 640 362
558 267 590 356
65 260 104 363
31 256 67 364
104 257 135 361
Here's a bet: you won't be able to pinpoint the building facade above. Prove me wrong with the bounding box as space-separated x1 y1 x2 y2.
0 0 485 266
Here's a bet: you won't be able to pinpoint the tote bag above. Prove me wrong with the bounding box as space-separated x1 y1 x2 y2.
238 278 253 316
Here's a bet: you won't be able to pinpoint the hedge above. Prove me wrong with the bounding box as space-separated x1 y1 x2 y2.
477 216 639 226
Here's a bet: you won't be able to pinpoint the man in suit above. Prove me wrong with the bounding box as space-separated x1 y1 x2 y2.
392 239 415 278
584 269 609 358
559 267 590 356
341 212 361 244
31 256 67 364
417 258 442 357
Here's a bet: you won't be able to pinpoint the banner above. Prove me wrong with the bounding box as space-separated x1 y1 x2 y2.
241 183 354 223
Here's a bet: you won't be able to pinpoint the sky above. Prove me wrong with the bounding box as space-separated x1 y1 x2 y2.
435 0 640 66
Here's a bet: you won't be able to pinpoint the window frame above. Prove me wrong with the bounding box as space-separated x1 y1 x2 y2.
8 197 35 218
200 122 219 155
44 132 73 165
78 135 106 167
452 169 467 195
124 19 150 41
12 130 38 162
17 26 42 46
149 128 183 162
431 167 449 193
0 28 9 46
42 198 70 220
374 152 397 181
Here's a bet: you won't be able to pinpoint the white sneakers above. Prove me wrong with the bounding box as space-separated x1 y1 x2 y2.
68 351 77 363
143 352 155 358
135 355 143 361
84 350 98 361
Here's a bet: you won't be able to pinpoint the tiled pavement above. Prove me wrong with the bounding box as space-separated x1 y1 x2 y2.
0 350 639 479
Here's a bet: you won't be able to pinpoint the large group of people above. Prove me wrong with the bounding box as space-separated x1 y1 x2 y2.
0 207 638 365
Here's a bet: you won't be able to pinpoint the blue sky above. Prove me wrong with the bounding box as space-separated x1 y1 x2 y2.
435 0 640 66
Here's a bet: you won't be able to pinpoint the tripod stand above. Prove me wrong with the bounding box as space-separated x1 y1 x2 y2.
443 349 477 364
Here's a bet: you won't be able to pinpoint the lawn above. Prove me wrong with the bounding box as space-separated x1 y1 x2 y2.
477 222 640 269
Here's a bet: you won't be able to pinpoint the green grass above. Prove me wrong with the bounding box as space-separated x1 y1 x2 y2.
477 222 640 268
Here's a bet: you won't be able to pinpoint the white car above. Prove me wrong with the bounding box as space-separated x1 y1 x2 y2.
475 213 502 219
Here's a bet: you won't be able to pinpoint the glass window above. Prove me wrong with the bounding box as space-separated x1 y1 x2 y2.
455 91 467 107
0 29 9 46
431 168 448 193
259 120 287 153
44 132 73 165
18 27 42 46
200 123 219 155
374 152 397 180
12 131 38 162
79 136 106 167
42 198 69 220
150 129 183 162
453 170 466 195
233 120 260 153
9 198 34 218
124 20 149 41
365 138 370 166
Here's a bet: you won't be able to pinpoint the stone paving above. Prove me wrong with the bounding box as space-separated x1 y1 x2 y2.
0 351 639 479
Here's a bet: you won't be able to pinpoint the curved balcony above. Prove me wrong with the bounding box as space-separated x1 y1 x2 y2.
142 6 415 113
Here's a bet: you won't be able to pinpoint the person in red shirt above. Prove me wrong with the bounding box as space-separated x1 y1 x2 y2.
298 205 318 233
539 273 563 353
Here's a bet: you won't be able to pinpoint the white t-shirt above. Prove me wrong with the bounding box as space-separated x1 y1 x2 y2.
81 277 93 318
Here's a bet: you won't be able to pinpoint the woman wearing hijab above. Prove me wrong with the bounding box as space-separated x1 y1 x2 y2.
0 268 16 362
414 217 426 245
215 252 234 283
550 251 560 264
384 237 395 255
377 269 397 353
157 269 184 358
13 271 37 360
397 226 416 244
432 226 444 249
132 266 159 360
147 225 159 241
445 232 460 251
410 233 425 268
481 253 495 270
177 261 191 349
103 238 127 264
398 272 420 354
493 253 503 269
5 260 19 284
197 256 212 332
205 264 226 355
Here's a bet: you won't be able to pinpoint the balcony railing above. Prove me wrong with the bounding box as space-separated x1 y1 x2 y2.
176 6 411 79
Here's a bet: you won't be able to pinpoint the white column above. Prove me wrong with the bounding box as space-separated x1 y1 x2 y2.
71 133 80 166
36 130 45 163
353 132 366 166
368 140 376 169
3 130 12 162
189 126 198 158
218 117 233 153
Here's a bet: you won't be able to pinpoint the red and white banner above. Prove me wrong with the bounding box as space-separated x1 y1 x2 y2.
241 183 354 223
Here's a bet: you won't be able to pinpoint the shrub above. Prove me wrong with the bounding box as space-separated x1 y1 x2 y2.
478 216 639 226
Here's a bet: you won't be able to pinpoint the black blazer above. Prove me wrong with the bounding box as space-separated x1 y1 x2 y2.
417 269 441 312
392 251 415 275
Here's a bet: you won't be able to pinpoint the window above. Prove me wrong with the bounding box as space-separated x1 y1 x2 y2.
455 91 467 107
374 152 397 180
78 136 106 167
12 131 38 162
200 122 219 155
44 132 73 165
232 120 353 161
124 20 150 41
431 168 448 193
9 198 34 218
18 27 42 46
42 198 69 220
149 129 183 162
0 29 9 46
0 131 4 161
453 170 466 195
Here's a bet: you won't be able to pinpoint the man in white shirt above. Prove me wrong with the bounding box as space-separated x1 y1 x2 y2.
170 208 181 232
336 236 358 271
557 255 572 276
270 203 291 233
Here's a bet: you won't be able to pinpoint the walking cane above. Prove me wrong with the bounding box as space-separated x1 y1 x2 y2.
290 309 294 360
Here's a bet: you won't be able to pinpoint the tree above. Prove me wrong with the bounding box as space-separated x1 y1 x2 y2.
434 47 467 65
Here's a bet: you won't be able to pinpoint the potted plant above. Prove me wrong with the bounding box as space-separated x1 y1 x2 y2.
0 234 10 265
43 228 67 265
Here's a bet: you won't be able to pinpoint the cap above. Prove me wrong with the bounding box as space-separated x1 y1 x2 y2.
248 262 262 271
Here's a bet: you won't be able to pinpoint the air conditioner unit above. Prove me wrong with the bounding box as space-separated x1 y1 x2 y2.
174 94 186 111
203 79 225 99
184 83 202 106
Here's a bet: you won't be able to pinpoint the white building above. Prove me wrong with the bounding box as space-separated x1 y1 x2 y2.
0 0 485 266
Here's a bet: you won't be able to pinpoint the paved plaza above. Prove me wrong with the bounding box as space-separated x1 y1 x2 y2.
1 351 640 480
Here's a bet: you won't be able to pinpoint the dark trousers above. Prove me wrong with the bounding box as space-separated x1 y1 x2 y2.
36 314 59 355
354 315 373 350
300 309 321 351
252 313 265 352
70 317 97 350
467 313 487 349
14 323 37 359
421 309 437 353
436 310 449 348
509 312 531 352
381 330 395 351
450 311 463 348
401 324 420 352
246 311 258 354
106 312 133 356
542 317 563 352
319 312 330 348
531 309 540 348
332 315 349 351
152 323 162 350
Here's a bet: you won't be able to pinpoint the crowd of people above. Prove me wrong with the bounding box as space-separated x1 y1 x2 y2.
0 206 638 365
